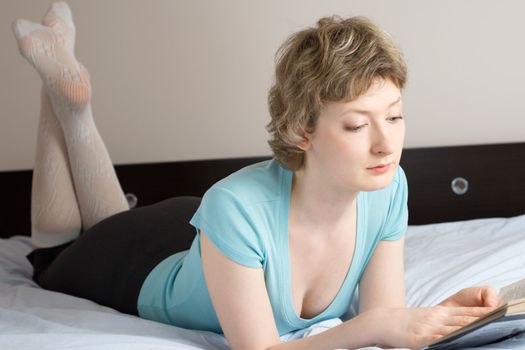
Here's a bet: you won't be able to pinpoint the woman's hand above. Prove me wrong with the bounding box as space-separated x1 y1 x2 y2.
438 286 501 308
362 305 495 349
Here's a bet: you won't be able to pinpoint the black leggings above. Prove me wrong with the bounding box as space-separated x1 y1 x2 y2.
26 196 201 316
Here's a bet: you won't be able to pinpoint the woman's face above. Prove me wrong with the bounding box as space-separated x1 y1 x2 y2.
301 78 405 192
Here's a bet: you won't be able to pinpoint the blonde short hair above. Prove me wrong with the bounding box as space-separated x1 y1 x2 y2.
266 16 407 170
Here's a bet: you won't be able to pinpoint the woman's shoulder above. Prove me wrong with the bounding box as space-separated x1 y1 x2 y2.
205 159 288 204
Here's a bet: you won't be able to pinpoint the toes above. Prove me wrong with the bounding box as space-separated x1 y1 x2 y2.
51 1 73 20
11 18 25 38
42 1 75 53
12 19 61 62
12 19 45 39
43 1 74 28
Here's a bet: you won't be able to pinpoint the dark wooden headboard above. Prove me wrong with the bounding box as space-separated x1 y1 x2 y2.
400 142 525 224
2 142 525 238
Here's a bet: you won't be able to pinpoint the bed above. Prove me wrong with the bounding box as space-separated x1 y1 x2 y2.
1 142 525 349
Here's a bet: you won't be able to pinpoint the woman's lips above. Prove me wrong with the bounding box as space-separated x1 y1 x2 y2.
367 162 392 174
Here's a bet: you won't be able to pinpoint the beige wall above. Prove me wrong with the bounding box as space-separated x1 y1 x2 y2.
2 0 525 171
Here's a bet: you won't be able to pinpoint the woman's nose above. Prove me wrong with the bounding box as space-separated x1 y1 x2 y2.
371 129 395 155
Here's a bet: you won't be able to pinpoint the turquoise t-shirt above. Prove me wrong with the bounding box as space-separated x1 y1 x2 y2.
137 159 408 336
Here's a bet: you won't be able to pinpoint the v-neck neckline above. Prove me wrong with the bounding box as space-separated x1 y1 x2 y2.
278 166 363 324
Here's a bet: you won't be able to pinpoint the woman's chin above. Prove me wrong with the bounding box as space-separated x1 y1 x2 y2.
361 174 395 191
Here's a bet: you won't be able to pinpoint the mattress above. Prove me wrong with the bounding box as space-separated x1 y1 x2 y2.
2 214 525 349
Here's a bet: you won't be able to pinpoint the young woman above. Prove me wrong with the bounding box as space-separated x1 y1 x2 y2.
13 2 499 349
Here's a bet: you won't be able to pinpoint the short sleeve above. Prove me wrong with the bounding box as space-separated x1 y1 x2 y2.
190 186 265 268
381 166 409 241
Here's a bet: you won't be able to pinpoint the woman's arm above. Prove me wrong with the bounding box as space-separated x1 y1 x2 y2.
201 232 492 349
359 238 406 313
201 232 377 349
200 231 280 349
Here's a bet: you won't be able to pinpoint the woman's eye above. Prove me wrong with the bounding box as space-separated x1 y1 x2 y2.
344 125 366 132
388 116 404 122
344 116 402 132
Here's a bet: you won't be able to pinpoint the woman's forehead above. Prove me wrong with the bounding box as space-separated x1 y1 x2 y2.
325 80 402 117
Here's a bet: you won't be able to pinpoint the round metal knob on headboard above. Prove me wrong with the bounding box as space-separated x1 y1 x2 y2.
126 193 138 208
451 177 469 195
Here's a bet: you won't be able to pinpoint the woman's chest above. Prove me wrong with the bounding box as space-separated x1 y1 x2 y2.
287 223 357 320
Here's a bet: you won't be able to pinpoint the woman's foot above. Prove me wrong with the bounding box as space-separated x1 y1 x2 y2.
12 18 90 114
42 1 76 54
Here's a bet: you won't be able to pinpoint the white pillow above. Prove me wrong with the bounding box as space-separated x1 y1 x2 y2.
404 213 525 308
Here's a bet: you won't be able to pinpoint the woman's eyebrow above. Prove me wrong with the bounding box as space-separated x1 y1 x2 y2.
339 96 402 117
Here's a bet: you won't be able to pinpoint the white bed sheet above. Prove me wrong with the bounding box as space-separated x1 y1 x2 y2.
2 213 525 349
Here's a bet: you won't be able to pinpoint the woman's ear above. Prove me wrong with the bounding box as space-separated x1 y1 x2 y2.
296 134 311 151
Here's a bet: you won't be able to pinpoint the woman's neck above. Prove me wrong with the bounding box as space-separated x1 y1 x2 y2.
290 164 358 234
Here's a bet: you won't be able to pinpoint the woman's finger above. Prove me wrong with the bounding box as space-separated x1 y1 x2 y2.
448 306 495 317
433 325 464 336
480 286 500 307
442 315 479 327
